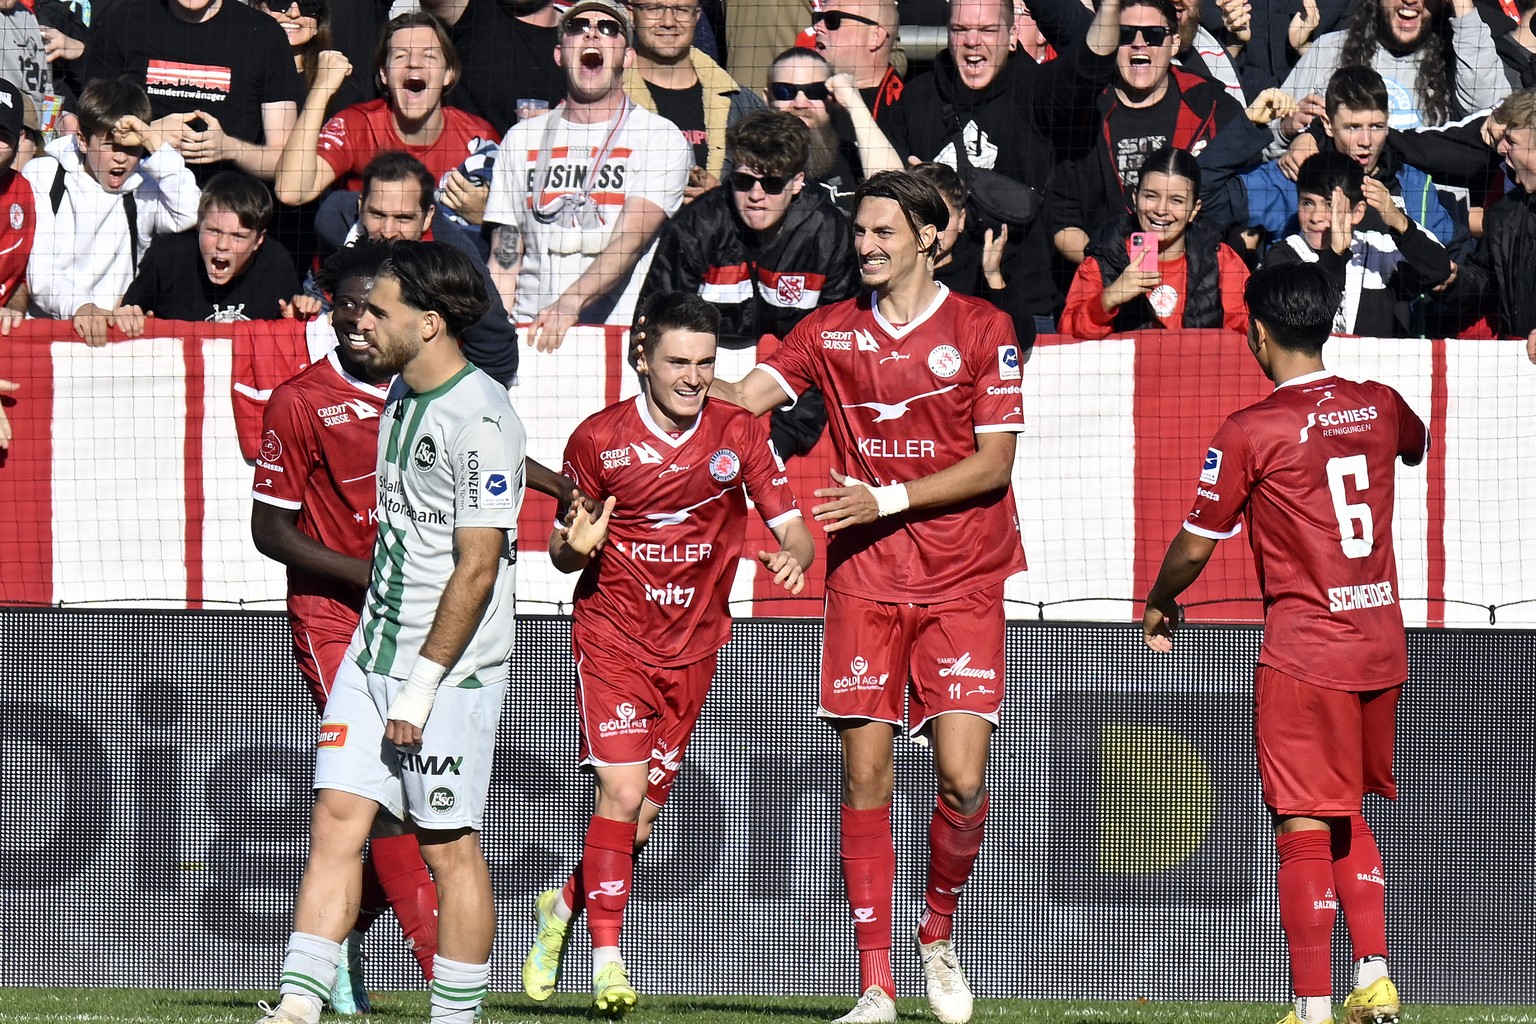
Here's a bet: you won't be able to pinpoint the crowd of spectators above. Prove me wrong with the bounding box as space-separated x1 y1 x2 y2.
2 0 1536 448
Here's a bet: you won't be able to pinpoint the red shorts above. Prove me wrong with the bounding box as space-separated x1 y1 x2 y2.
818 584 1005 736
290 614 355 711
573 629 716 807
1254 664 1400 817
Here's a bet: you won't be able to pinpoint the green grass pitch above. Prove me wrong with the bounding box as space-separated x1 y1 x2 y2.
5 991 1536 1024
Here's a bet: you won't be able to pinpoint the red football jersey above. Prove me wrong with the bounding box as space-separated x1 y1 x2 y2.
0 171 36 306
763 285 1027 603
562 395 801 668
316 99 498 191
252 351 389 628
1184 370 1428 690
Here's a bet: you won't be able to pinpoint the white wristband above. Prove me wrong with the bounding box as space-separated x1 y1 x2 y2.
868 482 910 518
386 657 448 729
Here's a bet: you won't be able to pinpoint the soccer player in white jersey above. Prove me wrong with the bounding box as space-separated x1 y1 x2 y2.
712 171 1028 1024
259 240 527 1024
524 291 813 1016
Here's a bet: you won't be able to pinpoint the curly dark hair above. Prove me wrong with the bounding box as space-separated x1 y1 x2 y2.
1337 0 1453 126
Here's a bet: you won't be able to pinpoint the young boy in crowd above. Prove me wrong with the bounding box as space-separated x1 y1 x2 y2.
23 76 199 343
1263 150 1452 338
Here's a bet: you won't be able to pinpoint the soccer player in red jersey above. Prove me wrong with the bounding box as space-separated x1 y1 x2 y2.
525 291 813 1017
251 242 439 1010
1143 262 1428 1024
712 170 1028 1024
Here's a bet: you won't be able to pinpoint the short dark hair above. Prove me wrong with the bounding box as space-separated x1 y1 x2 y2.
1244 262 1339 354
1325 65 1390 119
1295 150 1365 205
76 77 152 141
1137 144 1202 194
727 110 809 179
855 170 949 257
316 239 391 295
908 161 967 212
1121 0 1179 33
377 240 490 339
361 151 436 214
635 291 720 362
769 47 831 72
197 171 274 231
373 11 460 97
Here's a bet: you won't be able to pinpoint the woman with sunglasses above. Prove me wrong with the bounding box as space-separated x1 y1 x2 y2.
1049 0 1266 268
1060 145 1250 339
274 11 496 228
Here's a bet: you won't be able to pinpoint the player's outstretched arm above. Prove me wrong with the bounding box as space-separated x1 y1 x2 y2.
550 495 616 573
813 431 1018 532
386 525 506 746
527 457 578 510
759 515 815 595
1142 528 1219 652
708 368 791 417
251 502 371 587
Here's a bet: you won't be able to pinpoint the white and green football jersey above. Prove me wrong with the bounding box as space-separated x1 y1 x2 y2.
354 364 526 687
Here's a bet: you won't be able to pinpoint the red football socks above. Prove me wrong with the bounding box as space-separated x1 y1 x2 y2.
1332 815 1388 961
583 815 638 950
370 833 439 980
918 793 990 945
1277 829 1336 997
561 865 584 922
841 803 895 997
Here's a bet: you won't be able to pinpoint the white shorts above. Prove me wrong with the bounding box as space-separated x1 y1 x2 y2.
315 657 505 831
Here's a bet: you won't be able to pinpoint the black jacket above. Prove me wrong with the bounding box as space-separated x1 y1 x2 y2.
933 235 1036 355
883 43 1116 316
644 185 859 348
1264 207 1453 338
1451 187 1536 336
1051 67 1267 239
309 190 520 386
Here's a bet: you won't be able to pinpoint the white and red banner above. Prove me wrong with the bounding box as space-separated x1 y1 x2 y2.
3 322 1534 626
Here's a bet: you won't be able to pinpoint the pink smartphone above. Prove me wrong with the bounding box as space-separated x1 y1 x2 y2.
1127 231 1159 264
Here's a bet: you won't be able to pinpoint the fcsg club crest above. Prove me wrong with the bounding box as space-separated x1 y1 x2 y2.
709 448 740 483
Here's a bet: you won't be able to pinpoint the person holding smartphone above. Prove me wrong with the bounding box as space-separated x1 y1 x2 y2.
1059 145 1251 339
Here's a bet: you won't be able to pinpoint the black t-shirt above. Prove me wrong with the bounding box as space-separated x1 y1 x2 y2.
1106 94 1176 196
446 0 565 135
89 0 304 153
123 230 300 323
647 80 708 168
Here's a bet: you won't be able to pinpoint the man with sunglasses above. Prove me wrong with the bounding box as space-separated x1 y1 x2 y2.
766 47 903 214
87 0 304 182
812 0 904 121
620 0 765 203
484 0 690 352
1049 0 1268 265
711 170 1027 1024
881 0 1125 331
644 109 858 458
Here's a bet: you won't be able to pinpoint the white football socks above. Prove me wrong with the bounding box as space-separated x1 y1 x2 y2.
1294 995 1332 1023
1355 955 1389 989
429 955 490 1024
277 932 339 1023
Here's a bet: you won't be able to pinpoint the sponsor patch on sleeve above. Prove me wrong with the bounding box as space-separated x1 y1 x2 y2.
1200 447 1222 485
318 723 348 748
997 344 1021 381
482 470 515 509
